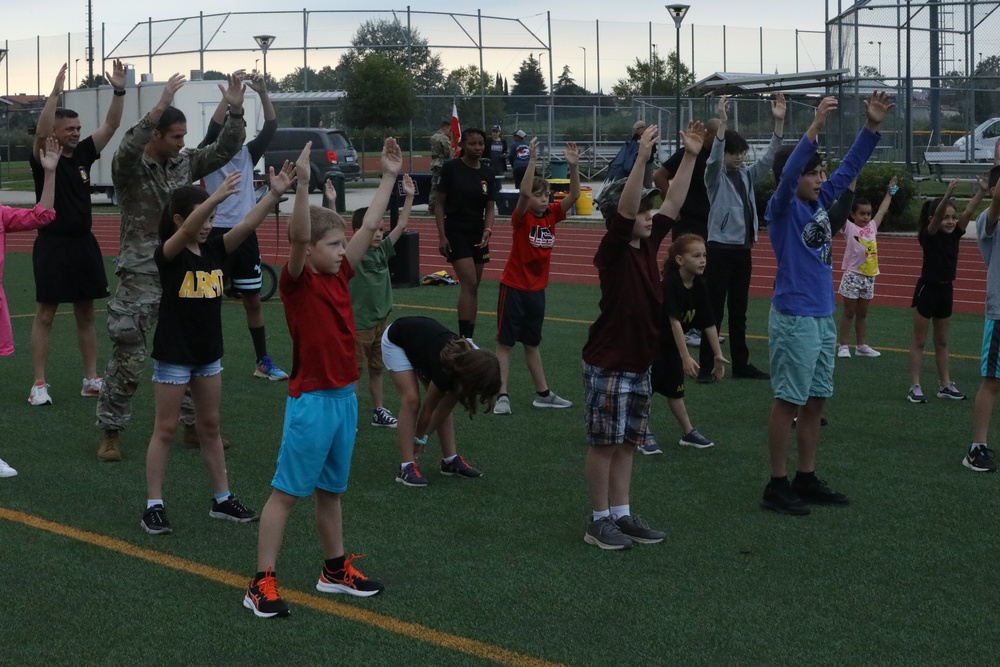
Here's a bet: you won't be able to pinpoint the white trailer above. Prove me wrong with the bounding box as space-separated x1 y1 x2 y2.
62 78 262 202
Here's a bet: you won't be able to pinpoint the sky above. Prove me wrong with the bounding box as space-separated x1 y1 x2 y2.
1 1 832 96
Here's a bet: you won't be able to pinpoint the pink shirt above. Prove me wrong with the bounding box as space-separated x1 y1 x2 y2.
840 219 879 278
0 204 55 355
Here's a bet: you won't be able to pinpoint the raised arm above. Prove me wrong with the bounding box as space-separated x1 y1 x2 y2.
984 180 1000 237
563 142 581 214
771 92 786 139
162 172 238 260
387 174 414 245
36 137 60 211
187 71 248 180
286 142 313 280
514 137 539 217
224 161 295 252
90 59 127 152
245 71 278 162
618 125 659 219
658 121 705 220
346 138 403 269
959 172 989 231
871 176 898 229
34 65 67 157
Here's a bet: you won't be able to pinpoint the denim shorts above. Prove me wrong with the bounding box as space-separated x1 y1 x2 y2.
768 307 835 405
152 359 223 384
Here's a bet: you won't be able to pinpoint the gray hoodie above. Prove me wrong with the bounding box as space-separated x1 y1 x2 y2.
704 133 782 247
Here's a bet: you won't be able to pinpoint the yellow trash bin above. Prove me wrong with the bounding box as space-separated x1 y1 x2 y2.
575 186 593 215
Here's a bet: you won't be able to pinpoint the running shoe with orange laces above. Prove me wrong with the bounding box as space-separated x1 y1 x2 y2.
243 568 290 618
316 554 385 597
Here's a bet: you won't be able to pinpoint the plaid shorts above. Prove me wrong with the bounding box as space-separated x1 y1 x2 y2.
582 361 652 447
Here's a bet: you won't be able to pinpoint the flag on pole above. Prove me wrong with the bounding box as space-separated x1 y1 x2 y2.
450 102 461 157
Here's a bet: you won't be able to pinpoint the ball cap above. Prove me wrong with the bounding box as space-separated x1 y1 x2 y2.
633 120 647 132
491 124 502 131
595 179 661 220
514 130 526 139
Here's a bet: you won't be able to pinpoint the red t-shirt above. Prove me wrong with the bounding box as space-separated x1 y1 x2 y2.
280 263 359 397
581 212 673 372
500 201 566 291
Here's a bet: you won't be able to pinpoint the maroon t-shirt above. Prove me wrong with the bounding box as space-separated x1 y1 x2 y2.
582 212 674 372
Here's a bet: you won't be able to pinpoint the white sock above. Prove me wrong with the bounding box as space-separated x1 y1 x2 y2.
610 504 630 520
147 499 163 509
592 508 611 521
442 454 458 463
972 442 988 453
401 461 414 470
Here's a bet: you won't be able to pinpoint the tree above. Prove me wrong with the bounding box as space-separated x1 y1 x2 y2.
859 65 882 79
509 55 547 114
343 53 416 132
974 56 1000 122
202 70 227 80
611 51 694 98
444 65 505 128
553 65 588 97
77 74 108 89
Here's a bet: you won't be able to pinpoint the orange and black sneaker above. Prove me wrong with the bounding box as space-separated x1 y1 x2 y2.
316 554 385 598
243 568 290 618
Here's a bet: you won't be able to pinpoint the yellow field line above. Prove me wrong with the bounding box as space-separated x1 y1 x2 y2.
9 302 981 361
0 506 565 667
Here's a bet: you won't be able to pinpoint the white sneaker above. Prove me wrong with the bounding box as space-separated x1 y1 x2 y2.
684 329 702 347
532 391 572 409
28 383 53 406
493 395 512 415
855 345 881 358
837 345 851 358
0 458 17 477
81 376 103 397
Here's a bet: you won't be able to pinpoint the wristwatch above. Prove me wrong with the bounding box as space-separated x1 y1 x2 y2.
113 88 126 96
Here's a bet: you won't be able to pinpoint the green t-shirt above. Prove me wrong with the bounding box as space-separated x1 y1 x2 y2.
349 238 396 330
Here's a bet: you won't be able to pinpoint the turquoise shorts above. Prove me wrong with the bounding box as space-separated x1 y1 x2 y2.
768 307 835 405
982 319 1000 378
271 385 357 496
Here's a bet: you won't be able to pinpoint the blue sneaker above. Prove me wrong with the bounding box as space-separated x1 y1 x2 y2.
638 442 663 456
254 356 288 381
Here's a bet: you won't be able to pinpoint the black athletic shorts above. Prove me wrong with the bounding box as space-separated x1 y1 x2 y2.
32 232 109 304
445 229 490 265
911 279 953 320
209 227 262 293
496 284 545 347
651 343 685 400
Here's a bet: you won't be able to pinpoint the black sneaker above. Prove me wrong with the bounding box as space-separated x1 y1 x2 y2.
695 372 716 384
583 516 632 550
963 445 998 472
141 504 173 535
440 455 482 478
209 495 260 523
761 481 810 515
316 554 385 597
244 569 290 618
792 475 850 505
614 514 667 544
396 462 428 487
791 416 829 428
733 364 770 380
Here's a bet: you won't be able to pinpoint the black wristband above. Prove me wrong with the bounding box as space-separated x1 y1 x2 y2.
228 110 245 119
113 88 126 97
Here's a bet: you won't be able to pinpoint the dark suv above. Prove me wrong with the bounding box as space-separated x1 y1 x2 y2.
264 128 360 191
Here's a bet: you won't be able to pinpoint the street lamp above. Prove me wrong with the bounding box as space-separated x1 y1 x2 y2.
868 40 882 76
253 34 276 86
578 46 587 91
666 4 690 142
75 59 80 87
537 51 547 94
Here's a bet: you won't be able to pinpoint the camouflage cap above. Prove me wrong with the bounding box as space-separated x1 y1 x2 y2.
595 178 661 220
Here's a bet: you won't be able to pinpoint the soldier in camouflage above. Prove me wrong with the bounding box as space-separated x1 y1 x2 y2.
96 71 247 462
428 120 452 214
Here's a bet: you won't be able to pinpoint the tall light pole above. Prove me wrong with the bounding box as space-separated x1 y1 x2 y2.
253 34 276 88
578 46 587 91
868 40 882 75
666 4 690 143
537 51 546 94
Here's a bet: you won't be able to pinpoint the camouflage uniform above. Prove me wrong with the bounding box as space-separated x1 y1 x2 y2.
95 114 245 431
428 130 451 214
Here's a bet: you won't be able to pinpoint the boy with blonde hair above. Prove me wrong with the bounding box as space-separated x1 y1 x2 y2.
243 138 401 617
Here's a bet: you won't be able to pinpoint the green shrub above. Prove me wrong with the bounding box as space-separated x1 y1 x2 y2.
752 160 916 232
